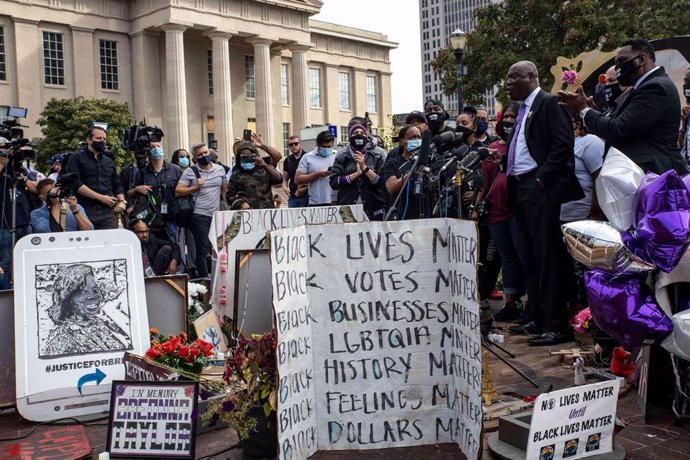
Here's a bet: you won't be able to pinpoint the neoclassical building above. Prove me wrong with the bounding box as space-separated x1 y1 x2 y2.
0 0 396 162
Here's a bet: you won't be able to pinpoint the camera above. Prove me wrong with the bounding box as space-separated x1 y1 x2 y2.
122 121 165 168
55 172 79 198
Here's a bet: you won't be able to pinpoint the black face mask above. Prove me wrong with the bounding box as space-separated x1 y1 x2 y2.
684 83 690 104
349 135 367 151
91 140 106 153
603 83 623 104
615 56 641 87
426 113 445 132
455 125 474 140
197 154 211 166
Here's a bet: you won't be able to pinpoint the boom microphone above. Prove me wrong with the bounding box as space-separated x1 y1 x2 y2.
418 129 432 166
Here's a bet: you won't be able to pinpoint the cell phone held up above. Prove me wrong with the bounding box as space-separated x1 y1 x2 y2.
243 129 252 141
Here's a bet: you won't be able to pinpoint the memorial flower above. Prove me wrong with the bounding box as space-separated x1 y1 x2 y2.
570 307 594 334
561 69 578 85
145 331 214 375
203 329 278 440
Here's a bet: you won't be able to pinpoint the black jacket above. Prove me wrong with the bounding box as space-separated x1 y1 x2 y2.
66 147 123 207
329 148 386 220
509 90 584 205
584 67 686 175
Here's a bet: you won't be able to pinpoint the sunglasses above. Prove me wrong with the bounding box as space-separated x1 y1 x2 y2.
288 142 300 147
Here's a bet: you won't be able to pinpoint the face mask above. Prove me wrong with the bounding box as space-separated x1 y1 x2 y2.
603 83 623 103
500 121 515 140
615 56 641 87
151 147 164 160
684 83 690 104
350 135 367 151
406 139 422 151
178 157 190 168
318 147 333 157
427 113 444 132
455 125 474 140
197 154 211 166
476 119 489 136
241 162 255 171
91 140 106 153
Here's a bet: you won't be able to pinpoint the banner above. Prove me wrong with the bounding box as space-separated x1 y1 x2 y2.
271 219 481 459
210 206 365 318
526 380 619 459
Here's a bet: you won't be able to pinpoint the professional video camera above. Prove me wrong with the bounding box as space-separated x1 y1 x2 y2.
54 172 79 199
121 121 164 168
0 107 36 175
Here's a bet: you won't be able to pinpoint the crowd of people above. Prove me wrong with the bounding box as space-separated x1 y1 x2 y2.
0 38 688 348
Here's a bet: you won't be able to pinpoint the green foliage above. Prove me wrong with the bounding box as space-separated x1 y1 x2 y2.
35 97 133 170
430 0 690 106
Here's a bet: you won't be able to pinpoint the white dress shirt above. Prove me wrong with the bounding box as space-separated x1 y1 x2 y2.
511 86 541 175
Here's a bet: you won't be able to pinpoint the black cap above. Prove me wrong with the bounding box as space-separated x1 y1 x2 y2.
405 111 427 124
425 98 445 110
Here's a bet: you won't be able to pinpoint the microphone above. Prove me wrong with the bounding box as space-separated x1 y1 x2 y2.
439 145 470 173
431 131 456 148
459 147 489 172
417 130 432 166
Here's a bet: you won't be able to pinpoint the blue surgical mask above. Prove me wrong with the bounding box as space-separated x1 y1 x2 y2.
476 119 489 136
241 162 255 171
151 147 164 160
406 139 422 151
318 147 333 157
178 157 190 167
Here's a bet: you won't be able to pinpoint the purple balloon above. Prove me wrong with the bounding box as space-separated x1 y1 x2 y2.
623 171 690 272
584 270 673 349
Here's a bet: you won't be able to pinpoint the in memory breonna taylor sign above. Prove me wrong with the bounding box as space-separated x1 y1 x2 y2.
270 218 482 460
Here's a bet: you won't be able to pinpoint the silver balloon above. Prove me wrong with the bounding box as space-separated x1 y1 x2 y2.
595 147 645 231
562 220 655 274
662 309 690 361
655 248 690 319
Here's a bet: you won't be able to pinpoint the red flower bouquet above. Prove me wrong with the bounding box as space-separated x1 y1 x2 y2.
146 329 214 375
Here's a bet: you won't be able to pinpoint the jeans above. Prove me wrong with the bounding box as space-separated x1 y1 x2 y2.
189 214 212 278
488 216 526 296
0 224 31 289
288 196 309 208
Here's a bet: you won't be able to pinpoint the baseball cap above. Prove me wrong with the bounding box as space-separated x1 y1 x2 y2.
47 154 64 165
405 111 427 124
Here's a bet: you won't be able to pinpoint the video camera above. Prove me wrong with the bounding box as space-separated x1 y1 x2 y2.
0 107 36 175
53 172 79 199
121 121 164 169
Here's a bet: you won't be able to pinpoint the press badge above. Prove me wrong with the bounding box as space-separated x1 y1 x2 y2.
160 203 168 214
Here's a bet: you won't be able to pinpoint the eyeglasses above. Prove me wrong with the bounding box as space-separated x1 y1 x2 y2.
135 230 149 235
288 142 300 147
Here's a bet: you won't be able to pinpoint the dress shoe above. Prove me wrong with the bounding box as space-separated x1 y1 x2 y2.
528 331 574 346
509 321 539 335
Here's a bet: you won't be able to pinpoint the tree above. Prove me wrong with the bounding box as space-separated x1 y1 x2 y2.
36 97 133 170
430 0 690 106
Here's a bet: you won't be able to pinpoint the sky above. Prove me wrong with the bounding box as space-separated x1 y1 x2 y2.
312 0 423 114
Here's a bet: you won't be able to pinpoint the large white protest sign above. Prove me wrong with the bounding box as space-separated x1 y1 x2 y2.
209 206 365 318
527 380 619 459
271 219 481 460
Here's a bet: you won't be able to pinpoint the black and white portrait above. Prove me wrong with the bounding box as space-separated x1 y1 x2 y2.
36 260 133 358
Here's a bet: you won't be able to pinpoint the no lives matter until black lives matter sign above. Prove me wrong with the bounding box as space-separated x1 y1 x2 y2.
270 218 482 460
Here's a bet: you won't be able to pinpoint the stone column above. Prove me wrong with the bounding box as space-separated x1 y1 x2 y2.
12 19 41 132
247 38 274 145
161 24 189 151
70 26 95 98
289 44 310 132
206 32 235 165
380 72 393 132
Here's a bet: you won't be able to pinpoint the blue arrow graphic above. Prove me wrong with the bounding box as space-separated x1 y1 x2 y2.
77 368 106 395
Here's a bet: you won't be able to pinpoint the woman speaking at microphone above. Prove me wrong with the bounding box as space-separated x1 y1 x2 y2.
383 125 427 220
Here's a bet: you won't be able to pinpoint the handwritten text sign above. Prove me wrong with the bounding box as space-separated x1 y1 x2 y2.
527 380 619 459
106 380 199 459
271 219 481 459
210 206 365 318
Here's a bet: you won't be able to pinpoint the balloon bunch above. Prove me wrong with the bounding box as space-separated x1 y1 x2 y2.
562 148 690 350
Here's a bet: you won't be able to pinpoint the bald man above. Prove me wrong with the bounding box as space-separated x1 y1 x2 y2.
503 60 583 346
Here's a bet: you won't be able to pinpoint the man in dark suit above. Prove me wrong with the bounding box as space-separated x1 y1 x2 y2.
503 61 584 346
560 39 686 175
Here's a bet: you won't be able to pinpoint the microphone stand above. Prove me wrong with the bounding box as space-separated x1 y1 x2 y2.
384 152 423 221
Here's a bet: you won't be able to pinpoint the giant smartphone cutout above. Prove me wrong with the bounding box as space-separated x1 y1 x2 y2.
14 230 149 421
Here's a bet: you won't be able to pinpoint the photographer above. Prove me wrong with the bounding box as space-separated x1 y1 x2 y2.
66 126 125 229
121 142 182 241
31 178 93 232
226 141 282 209
330 124 385 220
